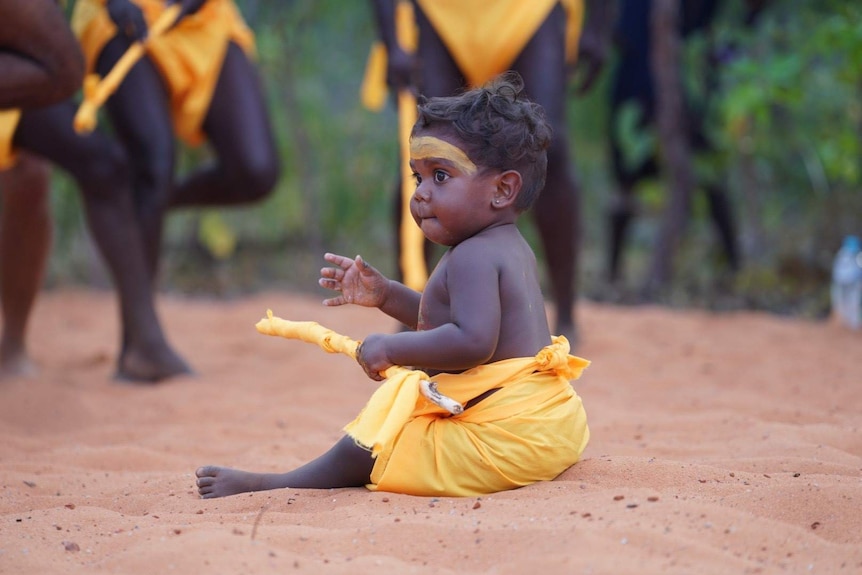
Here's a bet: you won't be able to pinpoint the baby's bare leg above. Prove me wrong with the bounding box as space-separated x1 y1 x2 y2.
196 435 375 499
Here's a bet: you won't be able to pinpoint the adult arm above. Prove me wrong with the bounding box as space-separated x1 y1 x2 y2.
368 0 416 90
0 0 84 109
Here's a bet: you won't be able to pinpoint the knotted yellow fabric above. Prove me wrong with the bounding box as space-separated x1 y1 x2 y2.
370 335 590 496
71 0 255 146
255 310 591 496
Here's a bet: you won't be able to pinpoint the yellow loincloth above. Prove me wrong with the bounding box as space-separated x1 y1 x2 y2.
345 336 591 496
416 0 582 88
361 0 583 110
70 0 255 146
0 110 22 171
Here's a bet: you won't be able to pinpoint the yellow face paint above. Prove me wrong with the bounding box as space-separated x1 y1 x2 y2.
410 136 478 175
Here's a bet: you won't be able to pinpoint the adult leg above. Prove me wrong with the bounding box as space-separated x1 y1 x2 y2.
689 106 740 272
512 5 579 342
15 102 191 382
196 435 375 498
400 6 466 278
0 154 51 378
169 42 279 208
97 36 176 281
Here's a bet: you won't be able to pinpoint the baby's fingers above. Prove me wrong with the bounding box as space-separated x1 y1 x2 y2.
318 277 340 291
321 295 346 307
324 252 355 270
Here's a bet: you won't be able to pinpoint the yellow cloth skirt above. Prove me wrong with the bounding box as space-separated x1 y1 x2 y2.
0 110 22 171
345 337 591 497
70 0 255 146
361 0 583 109
416 0 583 87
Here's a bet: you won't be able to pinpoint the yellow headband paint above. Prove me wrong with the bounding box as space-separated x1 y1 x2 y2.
410 136 478 175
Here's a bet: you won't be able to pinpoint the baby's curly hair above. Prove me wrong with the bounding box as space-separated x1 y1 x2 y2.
412 72 552 211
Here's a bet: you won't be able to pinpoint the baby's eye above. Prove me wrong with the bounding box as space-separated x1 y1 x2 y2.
412 172 421 186
434 170 449 183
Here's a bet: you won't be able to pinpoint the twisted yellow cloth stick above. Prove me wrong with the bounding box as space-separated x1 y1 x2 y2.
255 309 463 456
73 4 182 134
254 310 463 414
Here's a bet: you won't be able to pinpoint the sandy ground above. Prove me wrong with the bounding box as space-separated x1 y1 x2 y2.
1 288 860 574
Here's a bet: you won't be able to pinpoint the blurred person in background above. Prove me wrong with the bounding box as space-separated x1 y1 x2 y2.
70 0 280 284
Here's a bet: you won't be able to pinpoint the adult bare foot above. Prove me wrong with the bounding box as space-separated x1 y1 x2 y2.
196 466 272 499
115 343 193 383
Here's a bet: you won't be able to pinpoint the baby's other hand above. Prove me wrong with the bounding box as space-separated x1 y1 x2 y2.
356 334 393 381
319 253 390 308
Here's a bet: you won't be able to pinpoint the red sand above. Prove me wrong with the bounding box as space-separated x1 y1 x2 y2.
2 288 860 574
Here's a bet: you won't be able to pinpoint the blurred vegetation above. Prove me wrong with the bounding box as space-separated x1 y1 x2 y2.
43 0 862 319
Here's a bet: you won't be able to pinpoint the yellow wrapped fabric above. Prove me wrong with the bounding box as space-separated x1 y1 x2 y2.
0 110 22 171
70 0 255 146
360 0 584 110
369 336 590 496
416 0 582 87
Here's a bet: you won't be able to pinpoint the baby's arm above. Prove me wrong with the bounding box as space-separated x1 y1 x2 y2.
364 242 503 374
319 253 420 328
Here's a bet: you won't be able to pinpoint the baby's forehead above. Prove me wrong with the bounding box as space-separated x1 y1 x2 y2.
412 126 466 148
411 127 480 161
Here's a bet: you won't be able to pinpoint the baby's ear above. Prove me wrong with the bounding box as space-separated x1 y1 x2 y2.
493 170 522 207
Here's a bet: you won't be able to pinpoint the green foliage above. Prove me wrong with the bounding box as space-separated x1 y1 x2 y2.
713 0 862 251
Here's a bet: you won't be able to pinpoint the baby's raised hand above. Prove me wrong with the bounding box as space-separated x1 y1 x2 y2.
319 253 389 308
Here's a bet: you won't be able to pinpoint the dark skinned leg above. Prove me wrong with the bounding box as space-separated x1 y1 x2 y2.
0 154 50 378
169 42 279 209
195 435 375 499
705 183 740 272
607 118 659 286
97 36 176 281
512 5 579 343
392 9 466 282
14 102 191 382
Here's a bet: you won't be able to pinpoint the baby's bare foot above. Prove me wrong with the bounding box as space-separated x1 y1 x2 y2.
195 466 265 499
